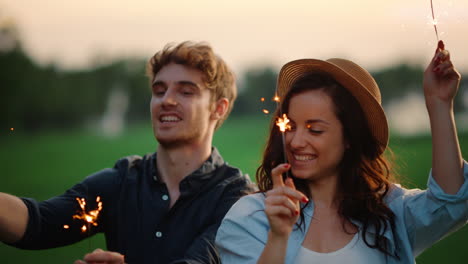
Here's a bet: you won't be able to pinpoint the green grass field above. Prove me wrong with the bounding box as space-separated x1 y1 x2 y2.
1 116 467 263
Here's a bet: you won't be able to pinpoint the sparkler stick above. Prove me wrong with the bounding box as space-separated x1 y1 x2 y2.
430 0 440 41
260 94 291 177
275 113 290 166
275 91 291 178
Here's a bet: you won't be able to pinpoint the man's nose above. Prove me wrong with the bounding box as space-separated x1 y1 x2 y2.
161 88 178 106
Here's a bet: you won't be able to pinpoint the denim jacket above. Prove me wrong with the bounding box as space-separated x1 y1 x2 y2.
215 162 468 264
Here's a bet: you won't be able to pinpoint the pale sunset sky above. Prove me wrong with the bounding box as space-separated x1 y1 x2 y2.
2 0 468 73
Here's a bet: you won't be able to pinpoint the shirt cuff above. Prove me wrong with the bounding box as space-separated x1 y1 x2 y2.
426 161 468 219
427 160 468 202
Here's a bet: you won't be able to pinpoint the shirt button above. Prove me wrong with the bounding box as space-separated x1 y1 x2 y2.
162 195 169 201
155 231 162 238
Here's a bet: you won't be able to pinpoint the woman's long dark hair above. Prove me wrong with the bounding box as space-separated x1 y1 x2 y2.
256 73 399 258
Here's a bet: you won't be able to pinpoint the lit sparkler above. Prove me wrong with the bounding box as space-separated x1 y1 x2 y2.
64 196 103 232
276 113 290 169
261 93 291 175
430 0 440 41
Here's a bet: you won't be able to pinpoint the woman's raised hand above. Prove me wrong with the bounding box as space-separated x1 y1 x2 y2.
423 40 461 109
265 164 309 239
423 40 464 195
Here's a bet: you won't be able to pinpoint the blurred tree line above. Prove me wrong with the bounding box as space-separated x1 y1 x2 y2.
0 20 149 131
233 63 466 115
1 20 466 133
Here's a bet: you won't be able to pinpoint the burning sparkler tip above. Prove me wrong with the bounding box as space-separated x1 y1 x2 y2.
68 196 103 232
276 114 291 132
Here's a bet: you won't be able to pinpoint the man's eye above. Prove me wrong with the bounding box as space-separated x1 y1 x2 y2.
181 88 195 96
153 87 166 96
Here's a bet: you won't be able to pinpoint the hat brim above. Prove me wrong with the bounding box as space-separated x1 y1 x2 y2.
277 59 388 153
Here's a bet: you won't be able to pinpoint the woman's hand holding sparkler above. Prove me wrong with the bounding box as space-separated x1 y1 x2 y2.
424 40 461 109
265 164 308 238
423 40 464 195
257 164 308 264
74 248 125 264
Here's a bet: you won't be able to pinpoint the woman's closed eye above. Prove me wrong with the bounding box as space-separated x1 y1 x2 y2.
306 124 323 134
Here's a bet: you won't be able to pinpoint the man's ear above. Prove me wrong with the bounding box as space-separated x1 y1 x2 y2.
211 98 229 121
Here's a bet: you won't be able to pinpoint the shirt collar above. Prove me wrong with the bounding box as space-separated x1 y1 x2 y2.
152 147 225 183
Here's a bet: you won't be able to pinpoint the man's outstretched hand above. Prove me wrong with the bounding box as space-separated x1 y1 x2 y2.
74 248 125 264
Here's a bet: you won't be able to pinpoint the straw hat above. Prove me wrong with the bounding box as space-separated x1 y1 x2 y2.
277 58 388 153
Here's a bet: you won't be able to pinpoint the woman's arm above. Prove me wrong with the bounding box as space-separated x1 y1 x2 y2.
257 164 307 264
423 40 464 194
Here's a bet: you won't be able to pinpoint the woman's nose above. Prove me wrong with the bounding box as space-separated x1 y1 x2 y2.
288 129 307 149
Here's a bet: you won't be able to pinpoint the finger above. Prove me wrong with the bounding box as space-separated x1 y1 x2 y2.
74 260 87 264
438 40 445 51
435 50 450 66
434 40 444 55
440 65 460 80
265 204 297 218
285 177 296 190
434 60 453 74
265 195 299 215
267 185 308 203
432 41 447 68
271 163 290 187
84 251 125 263
285 178 309 203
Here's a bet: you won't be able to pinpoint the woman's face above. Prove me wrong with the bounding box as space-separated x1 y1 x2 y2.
285 89 347 183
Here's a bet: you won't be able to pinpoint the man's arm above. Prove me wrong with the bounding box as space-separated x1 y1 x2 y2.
0 192 28 243
2 166 123 249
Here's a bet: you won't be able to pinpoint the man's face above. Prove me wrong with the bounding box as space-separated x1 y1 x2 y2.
150 63 215 148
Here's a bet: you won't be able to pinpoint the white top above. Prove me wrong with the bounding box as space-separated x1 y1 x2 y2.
294 232 386 264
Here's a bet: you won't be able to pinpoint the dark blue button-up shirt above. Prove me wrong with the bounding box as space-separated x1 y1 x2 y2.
11 148 253 264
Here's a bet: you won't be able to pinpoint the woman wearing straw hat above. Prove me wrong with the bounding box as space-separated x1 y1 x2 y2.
215 40 467 264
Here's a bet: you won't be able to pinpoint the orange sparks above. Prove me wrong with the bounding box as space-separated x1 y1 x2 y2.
276 114 290 132
65 196 103 232
273 95 280 103
262 109 270 114
260 97 265 102
10 128 14 131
